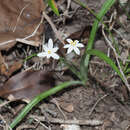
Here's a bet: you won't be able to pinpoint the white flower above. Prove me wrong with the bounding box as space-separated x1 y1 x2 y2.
37 39 59 60
64 39 84 55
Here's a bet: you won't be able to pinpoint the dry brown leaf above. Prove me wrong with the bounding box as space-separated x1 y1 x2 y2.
0 61 22 77
0 52 4 65
0 70 55 101
59 101 74 113
0 0 45 50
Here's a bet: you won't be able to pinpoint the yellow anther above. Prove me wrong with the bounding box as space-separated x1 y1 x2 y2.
48 50 51 54
70 41 76 46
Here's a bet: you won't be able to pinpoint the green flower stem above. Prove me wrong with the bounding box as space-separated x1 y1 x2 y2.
80 0 116 81
24 53 37 62
84 0 116 67
60 57 82 81
73 0 100 21
87 49 124 81
10 80 83 129
46 0 60 16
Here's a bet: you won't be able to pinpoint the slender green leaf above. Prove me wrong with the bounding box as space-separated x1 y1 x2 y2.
24 53 37 62
47 0 59 16
84 0 116 67
87 49 124 81
60 57 82 80
123 56 130 73
80 0 116 81
73 0 99 20
10 80 83 129
124 68 130 74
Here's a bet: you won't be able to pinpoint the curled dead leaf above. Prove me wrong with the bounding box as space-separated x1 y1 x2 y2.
59 101 74 113
0 70 55 101
0 61 22 77
0 0 45 50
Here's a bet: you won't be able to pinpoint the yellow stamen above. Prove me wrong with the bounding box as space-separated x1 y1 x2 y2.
48 50 51 54
70 41 76 46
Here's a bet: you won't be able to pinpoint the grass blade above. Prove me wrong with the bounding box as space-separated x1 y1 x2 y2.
60 57 82 80
84 0 116 67
10 80 83 129
87 49 124 81
80 0 116 81
47 0 59 16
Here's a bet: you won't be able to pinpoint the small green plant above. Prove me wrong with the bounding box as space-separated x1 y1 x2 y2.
10 0 120 129
45 0 59 16
123 56 130 78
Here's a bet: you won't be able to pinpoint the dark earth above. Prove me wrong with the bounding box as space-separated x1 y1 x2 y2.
0 0 130 130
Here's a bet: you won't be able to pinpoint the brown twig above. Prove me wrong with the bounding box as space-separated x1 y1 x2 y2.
102 25 130 92
30 116 103 126
50 98 67 119
42 11 65 45
89 94 108 116
13 3 30 32
0 99 18 108
0 13 44 47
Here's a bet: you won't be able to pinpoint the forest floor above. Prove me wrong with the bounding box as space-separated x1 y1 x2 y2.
0 0 130 130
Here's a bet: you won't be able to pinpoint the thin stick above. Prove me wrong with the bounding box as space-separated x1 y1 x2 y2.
72 0 100 21
32 117 51 130
0 14 44 48
23 14 44 40
13 3 30 32
102 26 130 92
89 94 108 116
16 39 40 46
42 11 65 45
51 98 67 119
67 0 71 10
0 40 16 47
0 99 19 108
30 116 103 126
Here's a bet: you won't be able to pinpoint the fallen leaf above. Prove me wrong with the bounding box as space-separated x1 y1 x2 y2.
0 61 22 77
0 52 4 65
0 0 45 50
59 101 74 113
0 70 55 101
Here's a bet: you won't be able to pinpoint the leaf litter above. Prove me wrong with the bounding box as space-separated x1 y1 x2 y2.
0 0 130 130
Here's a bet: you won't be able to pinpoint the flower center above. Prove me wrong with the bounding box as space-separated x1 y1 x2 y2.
70 41 76 46
48 50 51 54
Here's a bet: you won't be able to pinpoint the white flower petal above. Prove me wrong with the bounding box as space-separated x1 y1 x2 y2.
76 43 84 48
37 52 46 57
46 54 51 59
52 47 59 52
64 44 71 48
51 53 60 59
74 47 80 55
66 38 73 44
48 39 53 49
43 45 48 51
67 46 74 54
38 38 60 60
